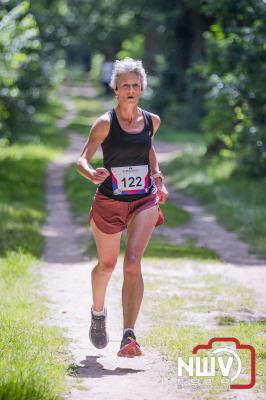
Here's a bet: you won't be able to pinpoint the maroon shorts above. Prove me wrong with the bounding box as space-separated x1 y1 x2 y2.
89 190 164 234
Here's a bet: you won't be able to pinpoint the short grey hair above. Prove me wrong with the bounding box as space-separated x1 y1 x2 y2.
110 57 147 91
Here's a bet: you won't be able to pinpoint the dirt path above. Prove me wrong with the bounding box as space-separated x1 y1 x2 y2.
40 84 266 399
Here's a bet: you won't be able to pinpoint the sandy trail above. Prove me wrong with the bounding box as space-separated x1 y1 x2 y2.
40 84 266 399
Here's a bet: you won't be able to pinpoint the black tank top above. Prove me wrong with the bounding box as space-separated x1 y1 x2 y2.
98 108 156 201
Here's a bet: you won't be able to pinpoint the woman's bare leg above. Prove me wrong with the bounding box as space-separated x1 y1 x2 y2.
90 218 122 311
122 206 158 329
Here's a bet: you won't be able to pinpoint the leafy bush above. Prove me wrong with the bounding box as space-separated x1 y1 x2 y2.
0 1 67 141
201 1 266 176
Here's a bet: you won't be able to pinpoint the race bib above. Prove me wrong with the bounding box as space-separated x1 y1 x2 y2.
111 165 149 195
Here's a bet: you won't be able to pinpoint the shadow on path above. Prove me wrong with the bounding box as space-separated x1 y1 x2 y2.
69 356 144 378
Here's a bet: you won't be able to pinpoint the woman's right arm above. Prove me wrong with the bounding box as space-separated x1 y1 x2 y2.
76 114 110 184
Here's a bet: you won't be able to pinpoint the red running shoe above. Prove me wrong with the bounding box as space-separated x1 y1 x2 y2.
117 330 143 358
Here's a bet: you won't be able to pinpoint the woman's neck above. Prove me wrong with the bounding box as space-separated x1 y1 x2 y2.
116 104 140 123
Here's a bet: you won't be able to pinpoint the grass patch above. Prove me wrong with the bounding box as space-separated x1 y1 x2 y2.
160 201 190 227
72 96 110 115
142 278 266 396
215 314 237 325
141 258 265 395
157 123 206 145
143 321 266 395
0 92 69 257
0 144 61 258
0 252 69 400
164 148 266 259
0 94 70 399
186 272 255 313
144 238 219 260
64 160 102 219
19 92 69 149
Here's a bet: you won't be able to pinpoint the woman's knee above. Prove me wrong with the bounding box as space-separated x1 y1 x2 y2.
94 258 117 274
123 253 141 281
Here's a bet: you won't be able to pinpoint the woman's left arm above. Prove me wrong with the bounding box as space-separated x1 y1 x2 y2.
149 113 168 204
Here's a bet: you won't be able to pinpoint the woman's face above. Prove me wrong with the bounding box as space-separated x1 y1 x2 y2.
115 72 142 105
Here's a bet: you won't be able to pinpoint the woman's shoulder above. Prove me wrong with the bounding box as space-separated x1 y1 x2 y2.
89 111 112 142
142 108 160 121
92 111 112 130
142 109 161 133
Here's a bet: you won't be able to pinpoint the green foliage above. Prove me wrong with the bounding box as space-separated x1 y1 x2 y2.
90 53 105 89
201 0 266 176
0 2 40 138
0 1 67 141
117 34 145 60
64 0 266 176
1 0 265 178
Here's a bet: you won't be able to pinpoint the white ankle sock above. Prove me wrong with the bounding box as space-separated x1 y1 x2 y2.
92 306 106 316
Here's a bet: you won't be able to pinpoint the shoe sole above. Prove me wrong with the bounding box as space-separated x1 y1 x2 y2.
117 338 143 358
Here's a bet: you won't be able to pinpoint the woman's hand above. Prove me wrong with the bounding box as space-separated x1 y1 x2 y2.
154 177 168 204
90 167 110 184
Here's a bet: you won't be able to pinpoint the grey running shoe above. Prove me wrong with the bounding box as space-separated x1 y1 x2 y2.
89 307 109 349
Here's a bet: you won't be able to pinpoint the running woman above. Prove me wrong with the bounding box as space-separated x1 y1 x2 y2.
77 57 168 357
